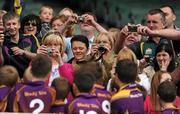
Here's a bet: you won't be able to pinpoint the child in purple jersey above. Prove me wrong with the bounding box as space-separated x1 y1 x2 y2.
50 77 70 113
157 80 179 114
67 66 104 114
79 62 112 114
0 65 19 112
11 54 56 113
111 59 144 114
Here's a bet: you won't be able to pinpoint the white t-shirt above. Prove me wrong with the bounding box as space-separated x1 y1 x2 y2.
48 65 60 86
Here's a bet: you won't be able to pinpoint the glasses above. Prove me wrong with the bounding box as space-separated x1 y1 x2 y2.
25 22 37 26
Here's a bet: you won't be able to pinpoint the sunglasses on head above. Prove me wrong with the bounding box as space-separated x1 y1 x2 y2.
25 22 37 26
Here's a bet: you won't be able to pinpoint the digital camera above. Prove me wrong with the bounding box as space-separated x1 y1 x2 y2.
47 48 53 56
98 44 107 53
76 16 84 23
128 25 138 32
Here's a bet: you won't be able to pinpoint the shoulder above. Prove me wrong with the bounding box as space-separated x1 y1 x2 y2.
111 89 131 102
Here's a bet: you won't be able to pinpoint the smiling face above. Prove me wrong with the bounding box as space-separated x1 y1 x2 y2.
72 41 88 61
4 17 20 37
24 20 37 35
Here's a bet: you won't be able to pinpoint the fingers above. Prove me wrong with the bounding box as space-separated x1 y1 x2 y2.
37 45 48 54
11 47 24 55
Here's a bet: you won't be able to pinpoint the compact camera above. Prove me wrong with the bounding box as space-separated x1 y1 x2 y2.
128 25 138 32
47 48 53 56
76 16 84 23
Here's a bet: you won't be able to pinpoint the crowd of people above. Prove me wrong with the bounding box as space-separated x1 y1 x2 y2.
0 1 180 114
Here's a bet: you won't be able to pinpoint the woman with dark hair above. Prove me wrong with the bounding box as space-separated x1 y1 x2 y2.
20 14 42 44
154 43 176 72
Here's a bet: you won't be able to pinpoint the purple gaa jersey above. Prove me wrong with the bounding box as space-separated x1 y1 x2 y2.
0 86 11 112
12 81 56 113
67 93 103 114
111 83 144 114
162 107 179 114
93 84 112 114
50 100 66 114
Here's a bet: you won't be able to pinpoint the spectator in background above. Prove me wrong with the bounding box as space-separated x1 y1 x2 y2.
79 12 108 49
68 35 89 67
154 43 176 73
37 31 74 85
129 9 170 60
0 10 7 65
1 12 38 77
38 5 53 39
58 7 74 17
157 81 179 114
20 14 41 46
108 28 121 47
113 24 142 54
0 10 7 33
160 5 180 64
91 32 116 86
50 14 77 60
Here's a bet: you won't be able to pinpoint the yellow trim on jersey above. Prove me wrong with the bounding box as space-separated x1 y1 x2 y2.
111 89 130 102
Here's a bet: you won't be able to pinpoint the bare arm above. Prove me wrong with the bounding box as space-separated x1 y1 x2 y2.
153 29 180 40
83 14 108 33
137 26 180 40
113 26 128 54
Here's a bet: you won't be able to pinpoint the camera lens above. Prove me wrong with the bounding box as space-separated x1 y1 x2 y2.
98 45 107 53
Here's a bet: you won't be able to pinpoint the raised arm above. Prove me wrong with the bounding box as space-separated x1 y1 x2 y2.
82 14 108 33
137 25 180 40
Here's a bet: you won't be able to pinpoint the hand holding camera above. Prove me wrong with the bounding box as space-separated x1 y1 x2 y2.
127 23 141 32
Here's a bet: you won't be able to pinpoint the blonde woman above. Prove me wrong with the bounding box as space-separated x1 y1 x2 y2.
90 32 116 86
37 31 73 86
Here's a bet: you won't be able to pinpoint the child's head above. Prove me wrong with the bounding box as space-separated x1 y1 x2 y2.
39 5 53 23
115 59 138 84
51 77 70 100
30 54 52 79
157 80 176 104
73 68 95 95
0 65 19 87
